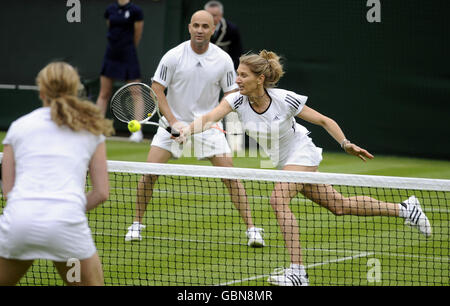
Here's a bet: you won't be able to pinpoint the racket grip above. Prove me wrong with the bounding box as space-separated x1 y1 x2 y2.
166 126 180 137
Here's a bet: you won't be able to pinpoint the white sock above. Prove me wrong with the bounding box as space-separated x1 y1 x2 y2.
289 264 307 276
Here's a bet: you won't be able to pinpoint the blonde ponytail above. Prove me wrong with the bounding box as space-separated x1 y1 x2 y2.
36 62 114 136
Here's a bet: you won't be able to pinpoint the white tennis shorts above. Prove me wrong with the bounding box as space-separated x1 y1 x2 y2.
0 200 96 262
151 125 231 159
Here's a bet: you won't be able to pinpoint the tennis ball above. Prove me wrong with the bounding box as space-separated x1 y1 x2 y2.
128 120 141 133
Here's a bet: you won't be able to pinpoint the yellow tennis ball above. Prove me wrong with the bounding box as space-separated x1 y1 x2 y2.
128 120 141 133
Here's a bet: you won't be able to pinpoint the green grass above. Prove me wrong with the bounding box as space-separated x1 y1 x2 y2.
1 132 449 286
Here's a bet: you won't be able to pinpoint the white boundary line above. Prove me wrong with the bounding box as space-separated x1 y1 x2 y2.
92 231 449 262
215 251 375 286
2 185 447 214
101 187 450 213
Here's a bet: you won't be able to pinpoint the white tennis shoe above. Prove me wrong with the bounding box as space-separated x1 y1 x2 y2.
125 222 146 241
267 268 309 286
129 130 143 143
246 227 265 248
402 196 432 237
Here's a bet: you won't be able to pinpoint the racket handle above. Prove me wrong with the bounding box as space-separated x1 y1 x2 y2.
166 126 180 137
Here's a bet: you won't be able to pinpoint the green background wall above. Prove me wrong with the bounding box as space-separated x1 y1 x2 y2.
0 0 449 159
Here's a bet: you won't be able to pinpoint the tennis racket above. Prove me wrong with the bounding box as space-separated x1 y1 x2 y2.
110 82 180 137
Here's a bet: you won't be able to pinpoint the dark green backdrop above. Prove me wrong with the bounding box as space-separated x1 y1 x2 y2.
1 0 449 159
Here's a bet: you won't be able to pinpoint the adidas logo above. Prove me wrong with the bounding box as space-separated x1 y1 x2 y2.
273 115 280 120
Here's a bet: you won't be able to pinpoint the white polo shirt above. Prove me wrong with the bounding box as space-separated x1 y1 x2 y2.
225 88 322 168
153 40 238 123
2 107 105 210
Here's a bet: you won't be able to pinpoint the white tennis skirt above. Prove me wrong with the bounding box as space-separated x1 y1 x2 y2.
0 200 96 262
277 130 323 169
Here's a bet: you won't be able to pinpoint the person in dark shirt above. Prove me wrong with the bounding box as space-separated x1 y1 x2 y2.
204 1 243 70
97 0 144 142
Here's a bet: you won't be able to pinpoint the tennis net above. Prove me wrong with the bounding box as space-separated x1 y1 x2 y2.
0 154 449 286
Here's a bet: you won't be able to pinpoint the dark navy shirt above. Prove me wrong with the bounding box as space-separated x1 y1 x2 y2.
104 2 143 50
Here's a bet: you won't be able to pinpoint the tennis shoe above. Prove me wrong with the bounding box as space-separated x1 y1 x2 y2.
246 227 265 248
125 222 146 241
267 268 309 286
129 130 143 143
403 196 432 237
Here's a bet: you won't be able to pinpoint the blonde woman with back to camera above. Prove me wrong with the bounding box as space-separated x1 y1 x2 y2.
0 62 114 286
176 50 432 286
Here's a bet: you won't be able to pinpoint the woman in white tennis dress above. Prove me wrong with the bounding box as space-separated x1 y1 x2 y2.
0 62 114 285
176 50 432 286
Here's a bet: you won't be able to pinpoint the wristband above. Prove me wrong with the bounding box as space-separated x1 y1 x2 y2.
341 139 350 149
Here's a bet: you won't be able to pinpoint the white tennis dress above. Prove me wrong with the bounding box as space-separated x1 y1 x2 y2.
224 88 323 169
0 107 105 261
151 41 237 159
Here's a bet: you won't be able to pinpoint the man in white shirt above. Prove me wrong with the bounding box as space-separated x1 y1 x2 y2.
125 10 264 247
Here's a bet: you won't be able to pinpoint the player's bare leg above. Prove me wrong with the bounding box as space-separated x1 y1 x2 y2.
269 181 304 265
267 165 310 286
301 182 431 236
0 258 34 286
125 146 172 241
53 252 104 286
96 76 114 116
209 154 265 247
135 146 172 223
209 155 254 228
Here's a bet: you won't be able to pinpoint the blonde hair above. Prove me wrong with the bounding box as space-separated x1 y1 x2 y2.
36 62 114 136
239 50 285 88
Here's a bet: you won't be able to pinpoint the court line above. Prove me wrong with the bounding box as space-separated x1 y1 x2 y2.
92 231 361 254
2 187 449 214
100 187 450 213
92 231 449 262
214 251 375 286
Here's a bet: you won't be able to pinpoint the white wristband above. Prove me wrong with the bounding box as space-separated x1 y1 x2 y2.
341 139 350 149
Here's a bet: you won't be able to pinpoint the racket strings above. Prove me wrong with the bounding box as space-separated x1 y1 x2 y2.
111 84 157 123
